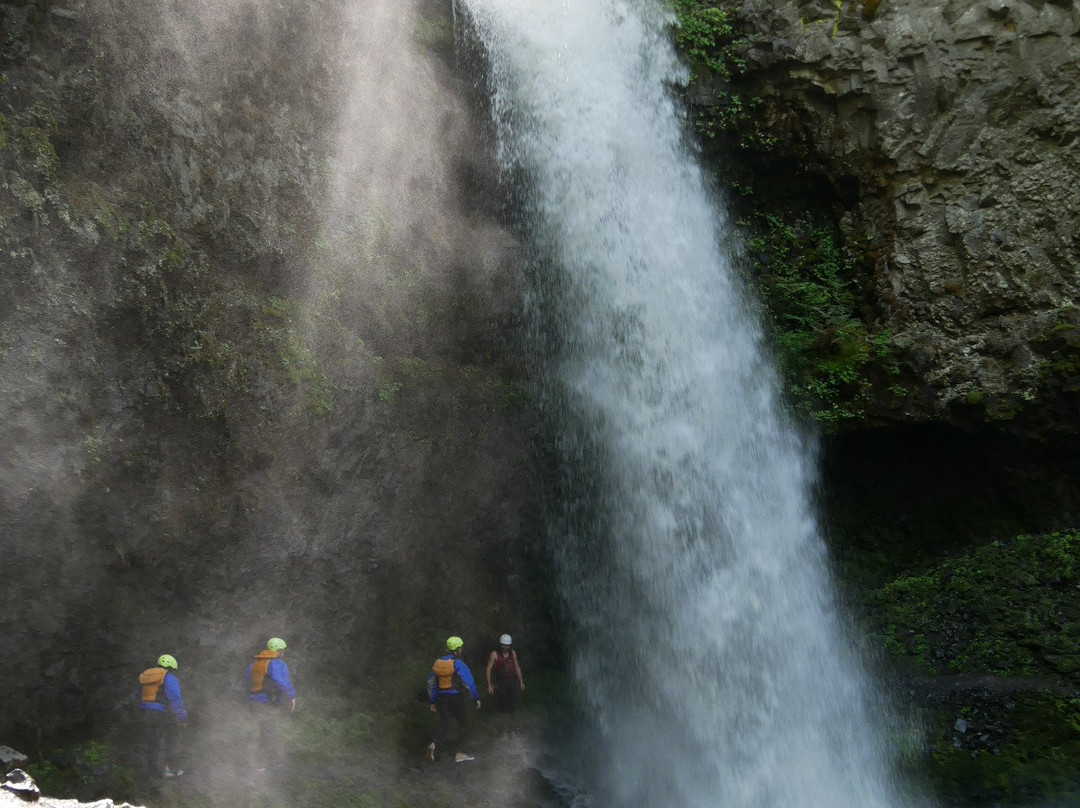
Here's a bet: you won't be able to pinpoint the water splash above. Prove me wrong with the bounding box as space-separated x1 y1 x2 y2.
458 1 924 806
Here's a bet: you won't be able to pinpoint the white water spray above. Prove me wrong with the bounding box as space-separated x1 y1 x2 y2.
459 2 925 806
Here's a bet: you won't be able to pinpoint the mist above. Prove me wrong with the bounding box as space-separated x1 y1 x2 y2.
0 2 539 794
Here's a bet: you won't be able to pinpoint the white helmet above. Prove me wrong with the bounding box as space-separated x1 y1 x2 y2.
499 634 512 646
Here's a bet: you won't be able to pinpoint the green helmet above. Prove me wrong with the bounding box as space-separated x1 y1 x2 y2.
157 654 178 670
267 637 287 652
446 636 464 652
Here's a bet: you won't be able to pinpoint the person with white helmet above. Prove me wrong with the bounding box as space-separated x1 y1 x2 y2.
137 653 188 779
485 634 525 722
426 636 481 763
244 636 297 773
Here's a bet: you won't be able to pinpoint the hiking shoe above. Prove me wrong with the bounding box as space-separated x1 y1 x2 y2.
161 768 181 778
426 743 435 763
454 753 475 763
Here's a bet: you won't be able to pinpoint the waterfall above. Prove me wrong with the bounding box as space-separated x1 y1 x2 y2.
458 2 922 807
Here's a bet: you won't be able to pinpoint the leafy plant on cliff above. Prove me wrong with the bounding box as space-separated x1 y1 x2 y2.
746 215 897 425
671 0 742 78
669 1 773 149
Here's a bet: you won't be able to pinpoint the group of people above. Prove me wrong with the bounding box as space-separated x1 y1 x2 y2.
426 633 525 763
137 636 296 780
137 632 523 778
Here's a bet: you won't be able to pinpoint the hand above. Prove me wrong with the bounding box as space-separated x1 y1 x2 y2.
429 703 437 713
487 684 495 695
519 681 526 692
475 700 481 710
289 698 296 714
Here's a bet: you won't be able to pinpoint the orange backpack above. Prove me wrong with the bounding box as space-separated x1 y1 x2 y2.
250 650 279 694
139 667 167 703
432 658 457 691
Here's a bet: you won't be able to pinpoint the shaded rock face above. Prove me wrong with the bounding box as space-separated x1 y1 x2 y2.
732 0 1079 436
0 0 545 747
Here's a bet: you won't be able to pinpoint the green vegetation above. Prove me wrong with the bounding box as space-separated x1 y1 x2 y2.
1037 307 1080 395
868 531 1080 677
746 215 899 425
0 100 63 221
26 740 134 797
864 531 1080 804
671 0 744 78
669 0 774 149
924 693 1080 807
106 211 337 423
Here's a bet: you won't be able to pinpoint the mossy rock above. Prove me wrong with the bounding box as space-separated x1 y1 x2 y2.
924 693 1080 806
867 531 1080 680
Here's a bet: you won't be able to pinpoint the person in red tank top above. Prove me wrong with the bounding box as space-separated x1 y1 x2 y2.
485 633 525 732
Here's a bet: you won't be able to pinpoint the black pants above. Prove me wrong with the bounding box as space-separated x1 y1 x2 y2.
139 709 178 777
494 679 518 714
432 693 468 749
251 702 286 770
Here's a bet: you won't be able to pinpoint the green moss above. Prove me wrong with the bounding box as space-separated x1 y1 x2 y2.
65 179 127 238
26 740 135 799
868 531 1080 677
82 426 105 466
105 212 339 423
925 694 1080 806
284 699 376 764
1036 308 1080 398
412 11 453 48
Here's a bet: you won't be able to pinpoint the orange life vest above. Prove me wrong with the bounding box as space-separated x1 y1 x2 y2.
432 657 457 691
139 667 167 703
250 650 279 693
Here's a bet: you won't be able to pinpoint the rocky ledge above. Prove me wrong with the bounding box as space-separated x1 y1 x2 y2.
1 768 142 808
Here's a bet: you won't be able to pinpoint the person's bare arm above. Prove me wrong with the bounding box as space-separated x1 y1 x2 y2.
485 651 497 695
513 650 525 691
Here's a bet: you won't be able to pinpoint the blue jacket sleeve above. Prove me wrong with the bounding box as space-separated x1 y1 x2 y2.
164 672 188 721
427 671 437 703
454 660 479 700
268 659 297 699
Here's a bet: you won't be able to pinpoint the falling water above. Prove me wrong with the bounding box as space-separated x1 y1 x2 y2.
458 2 923 807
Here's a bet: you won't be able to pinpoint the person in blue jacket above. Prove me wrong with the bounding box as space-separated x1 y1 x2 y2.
244 637 296 772
137 653 187 779
426 636 481 763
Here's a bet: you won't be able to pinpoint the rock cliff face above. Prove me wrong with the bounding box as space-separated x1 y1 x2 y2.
731 0 1079 436
0 0 544 750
